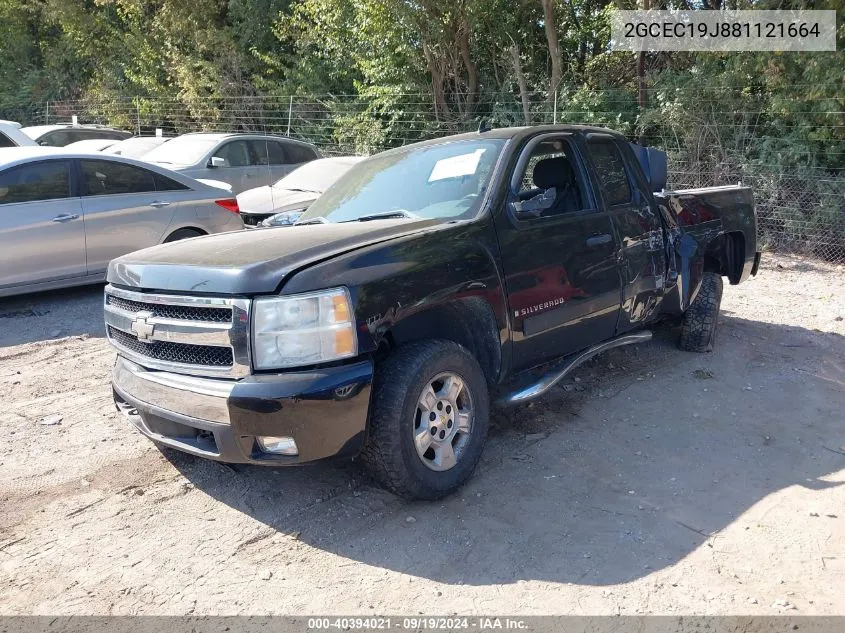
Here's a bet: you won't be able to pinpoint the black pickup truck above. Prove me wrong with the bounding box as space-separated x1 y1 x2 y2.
105 125 761 499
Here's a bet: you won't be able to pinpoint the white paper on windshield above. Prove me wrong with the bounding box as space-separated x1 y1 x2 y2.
428 149 485 182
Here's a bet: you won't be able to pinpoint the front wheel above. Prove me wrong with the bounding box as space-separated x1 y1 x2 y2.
362 340 490 500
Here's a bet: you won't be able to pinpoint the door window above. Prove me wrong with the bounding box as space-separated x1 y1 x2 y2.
212 141 250 167
586 140 632 206
513 138 586 217
247 139 275 166
81 159 157 196
285 142 318 164
0 132 15 148
0 161 71 204
266 141 288 165
153 173 189 191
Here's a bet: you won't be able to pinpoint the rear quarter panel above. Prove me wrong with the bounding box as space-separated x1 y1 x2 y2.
656 185 756 311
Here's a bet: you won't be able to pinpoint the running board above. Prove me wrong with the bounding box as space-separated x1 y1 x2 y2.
496 331 653 406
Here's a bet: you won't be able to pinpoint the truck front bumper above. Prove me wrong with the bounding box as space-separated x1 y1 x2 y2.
112 355 373 465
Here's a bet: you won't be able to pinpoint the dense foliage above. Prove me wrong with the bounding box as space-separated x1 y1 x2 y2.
0 0 843 255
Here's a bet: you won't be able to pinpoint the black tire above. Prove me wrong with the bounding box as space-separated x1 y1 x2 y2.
361 340 490 500
679 272 724 352
164 228 204 243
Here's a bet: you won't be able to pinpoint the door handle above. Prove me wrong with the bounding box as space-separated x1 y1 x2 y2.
52 213 80 222
149 201 171 208
585 233 612 247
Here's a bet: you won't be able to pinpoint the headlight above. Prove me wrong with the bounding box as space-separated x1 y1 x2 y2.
260 209 305 227
252 287 357 369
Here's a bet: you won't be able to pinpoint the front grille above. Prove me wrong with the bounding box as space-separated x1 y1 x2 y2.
108 326 234 367
106 294 232 323
105 285 251 377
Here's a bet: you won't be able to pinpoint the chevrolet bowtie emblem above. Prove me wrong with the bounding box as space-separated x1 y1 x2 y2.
130 311 156 342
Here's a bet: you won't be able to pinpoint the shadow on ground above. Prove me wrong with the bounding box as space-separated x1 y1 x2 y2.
167 314 845 586
0 284 106 347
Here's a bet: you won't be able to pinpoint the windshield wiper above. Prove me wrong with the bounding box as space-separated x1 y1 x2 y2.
344 210 419 223
295 216 329 225
283 187 320 193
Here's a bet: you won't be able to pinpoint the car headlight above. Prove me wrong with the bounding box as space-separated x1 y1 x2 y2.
260 209 306 227
252 288 357 369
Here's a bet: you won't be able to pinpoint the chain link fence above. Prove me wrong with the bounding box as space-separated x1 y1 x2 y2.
7 91 844 262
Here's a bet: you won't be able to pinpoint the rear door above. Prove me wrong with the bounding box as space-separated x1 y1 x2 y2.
246 139 280 189
276 141 318 180
493 133 622 371
78 159 188 274
0 159 86 288
584 135 667 332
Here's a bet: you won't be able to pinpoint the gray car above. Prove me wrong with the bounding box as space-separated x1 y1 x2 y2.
0 147 244 298
142 133 321 194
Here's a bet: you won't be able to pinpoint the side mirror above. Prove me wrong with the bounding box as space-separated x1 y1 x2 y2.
209 156 226 168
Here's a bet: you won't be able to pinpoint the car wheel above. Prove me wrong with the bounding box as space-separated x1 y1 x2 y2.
361 340 490 500
679 272 723 352
164 228 205 243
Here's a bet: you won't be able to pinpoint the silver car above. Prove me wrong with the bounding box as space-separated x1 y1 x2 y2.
0 147 244 298
141 133 321 194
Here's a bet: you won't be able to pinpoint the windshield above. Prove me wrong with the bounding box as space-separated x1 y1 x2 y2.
143 136 218 165
274 158 362 193
297 139 505 224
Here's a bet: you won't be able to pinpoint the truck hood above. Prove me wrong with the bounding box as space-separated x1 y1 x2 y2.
107 218 439 295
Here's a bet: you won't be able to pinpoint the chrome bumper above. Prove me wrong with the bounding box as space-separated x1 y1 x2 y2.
112 354 375 464
114 356 234 424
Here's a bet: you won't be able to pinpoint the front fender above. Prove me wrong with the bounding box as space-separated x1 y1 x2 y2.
280 219 509 367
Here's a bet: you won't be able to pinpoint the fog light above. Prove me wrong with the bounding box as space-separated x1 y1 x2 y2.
257 436 298 456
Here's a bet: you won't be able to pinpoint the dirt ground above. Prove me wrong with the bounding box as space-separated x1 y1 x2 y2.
1 253 843 616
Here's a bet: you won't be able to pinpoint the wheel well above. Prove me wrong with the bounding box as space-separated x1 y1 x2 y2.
703 231 744 285
382 298 502 386
164 227 207 241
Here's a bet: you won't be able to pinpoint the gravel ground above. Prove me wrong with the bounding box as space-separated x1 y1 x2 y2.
1 253 843 615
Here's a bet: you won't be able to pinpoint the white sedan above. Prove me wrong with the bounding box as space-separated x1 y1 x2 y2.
0 121 38 148
0 147 244 298
237 156 364 227
64 138 120 152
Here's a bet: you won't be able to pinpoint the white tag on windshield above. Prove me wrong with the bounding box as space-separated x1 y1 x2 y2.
428 149 485 182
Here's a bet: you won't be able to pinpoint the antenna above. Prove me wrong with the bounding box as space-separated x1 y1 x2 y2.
477 119 492 133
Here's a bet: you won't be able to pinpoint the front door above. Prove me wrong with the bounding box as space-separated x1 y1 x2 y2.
0 159 86 289
208 140 254 193
493 134 622 372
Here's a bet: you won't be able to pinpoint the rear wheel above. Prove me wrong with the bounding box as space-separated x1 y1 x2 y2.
679 272 723 352
362 340 489 500
164 228 204 243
